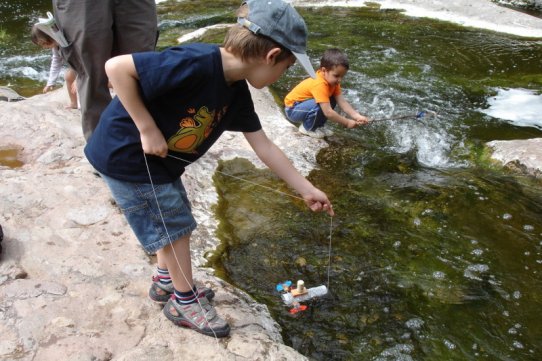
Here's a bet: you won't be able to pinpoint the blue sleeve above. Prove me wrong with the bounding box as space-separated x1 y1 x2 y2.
132 46 206 101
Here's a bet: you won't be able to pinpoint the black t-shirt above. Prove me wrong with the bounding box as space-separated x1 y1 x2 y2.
84 43 261 183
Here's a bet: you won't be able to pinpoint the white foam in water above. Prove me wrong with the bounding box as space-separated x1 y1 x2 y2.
11 67 40 78
464 263 490 281
481 88 542 130
405 318 424 330
389 123 463 168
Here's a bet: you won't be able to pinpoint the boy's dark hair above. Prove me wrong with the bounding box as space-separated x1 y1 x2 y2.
31 24 55 47
223 3 293 64
320 48 349 70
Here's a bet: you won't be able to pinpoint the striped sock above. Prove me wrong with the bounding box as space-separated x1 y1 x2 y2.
156 267 172 285
174 286 200 305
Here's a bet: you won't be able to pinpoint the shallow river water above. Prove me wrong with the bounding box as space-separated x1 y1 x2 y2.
2 1 541 360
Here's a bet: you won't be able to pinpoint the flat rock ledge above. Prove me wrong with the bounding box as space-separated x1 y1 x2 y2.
0 87 326 361
487 138 542 179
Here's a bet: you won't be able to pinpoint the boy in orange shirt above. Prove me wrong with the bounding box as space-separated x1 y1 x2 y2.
284 48 369 138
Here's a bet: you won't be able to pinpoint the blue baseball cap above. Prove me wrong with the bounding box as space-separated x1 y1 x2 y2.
238 0 316 78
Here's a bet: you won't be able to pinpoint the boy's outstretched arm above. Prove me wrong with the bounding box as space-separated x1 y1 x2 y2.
336 94 369 125
105 55 168 157
320 94 369 128
244 130 334 216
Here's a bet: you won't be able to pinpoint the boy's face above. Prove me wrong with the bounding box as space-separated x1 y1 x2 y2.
322 65 348 87
37 39 55 49
247 53 296 89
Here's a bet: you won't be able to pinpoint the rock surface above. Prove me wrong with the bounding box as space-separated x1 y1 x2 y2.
294 0 542 37
0 87 324 361
487 138 542 178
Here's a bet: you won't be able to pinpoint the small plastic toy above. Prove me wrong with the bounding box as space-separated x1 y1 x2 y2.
276 279 328 314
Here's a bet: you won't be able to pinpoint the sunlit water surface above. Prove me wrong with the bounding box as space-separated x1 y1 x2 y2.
2 1 541 360
212 5 542 361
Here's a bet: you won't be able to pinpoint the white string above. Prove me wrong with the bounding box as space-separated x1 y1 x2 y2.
143 152 222 346
327 216 333 289
167 154 305 201
145 151 334 334
167 153 334 291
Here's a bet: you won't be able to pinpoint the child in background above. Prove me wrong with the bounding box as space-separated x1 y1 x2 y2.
84 0 334 338
31 25 78 109
284 48 369 138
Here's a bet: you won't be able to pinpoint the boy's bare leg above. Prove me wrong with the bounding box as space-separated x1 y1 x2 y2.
65 68 78 109
156 234 193 293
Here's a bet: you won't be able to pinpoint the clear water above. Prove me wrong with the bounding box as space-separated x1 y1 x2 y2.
212 5 542 361
2 2 542 360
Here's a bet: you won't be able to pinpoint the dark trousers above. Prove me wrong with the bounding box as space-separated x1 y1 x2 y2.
53 0 158 140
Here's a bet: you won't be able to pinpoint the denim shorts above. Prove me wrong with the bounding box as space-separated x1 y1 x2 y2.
284 97 337 131
100 174 197 254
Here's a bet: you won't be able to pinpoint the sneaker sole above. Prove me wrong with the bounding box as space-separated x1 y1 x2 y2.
164 309 230 338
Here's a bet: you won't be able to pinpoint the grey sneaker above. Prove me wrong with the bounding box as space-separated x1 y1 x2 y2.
163 297 230 337
149 276 215 304
298 124 325 139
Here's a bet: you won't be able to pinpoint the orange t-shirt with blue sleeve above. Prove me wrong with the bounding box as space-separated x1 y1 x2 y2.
284 69 342 108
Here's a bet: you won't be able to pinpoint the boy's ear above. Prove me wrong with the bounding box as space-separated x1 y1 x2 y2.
265 47 282 65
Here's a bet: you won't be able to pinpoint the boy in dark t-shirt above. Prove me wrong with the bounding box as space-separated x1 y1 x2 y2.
84 0 334 338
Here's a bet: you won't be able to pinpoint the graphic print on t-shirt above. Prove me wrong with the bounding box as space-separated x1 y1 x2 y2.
167 105 227 153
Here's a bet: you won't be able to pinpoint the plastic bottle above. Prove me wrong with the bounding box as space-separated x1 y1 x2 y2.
281 285 328 305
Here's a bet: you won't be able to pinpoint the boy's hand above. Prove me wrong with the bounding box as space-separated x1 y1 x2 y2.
346 116 370 128
354 115 370 125
303 187 335 216
141 127 168 158
346 119 358 129
43 85 53 93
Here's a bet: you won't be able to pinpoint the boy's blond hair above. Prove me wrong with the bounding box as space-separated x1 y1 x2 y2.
223 3 293 64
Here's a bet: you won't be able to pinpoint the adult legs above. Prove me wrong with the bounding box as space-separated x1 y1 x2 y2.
112 0 158 56
53 0 157 140
53 0 114 140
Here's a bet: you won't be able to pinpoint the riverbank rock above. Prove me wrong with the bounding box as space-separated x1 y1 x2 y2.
487 138 542 178
0 86 26 102
294 0 542 37
0 86 323 360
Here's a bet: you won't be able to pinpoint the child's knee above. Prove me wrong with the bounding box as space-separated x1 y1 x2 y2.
65 69 76 82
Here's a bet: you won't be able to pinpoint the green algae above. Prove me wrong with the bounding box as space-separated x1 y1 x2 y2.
207 5 542 360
